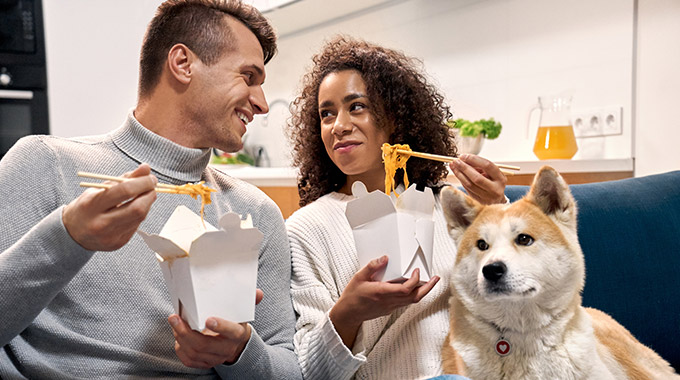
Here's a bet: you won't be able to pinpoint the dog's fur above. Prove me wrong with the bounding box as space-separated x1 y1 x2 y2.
440 166 678 380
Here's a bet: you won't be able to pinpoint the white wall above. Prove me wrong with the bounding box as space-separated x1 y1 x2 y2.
41 0 680 175
635 0 680 176
43 0 162 137
263 0 635 164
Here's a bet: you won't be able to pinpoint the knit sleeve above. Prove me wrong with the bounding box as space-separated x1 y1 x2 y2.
286 204 367 380
0 136 95 346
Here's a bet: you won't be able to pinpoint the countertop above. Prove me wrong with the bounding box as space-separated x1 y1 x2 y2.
212 158 634 187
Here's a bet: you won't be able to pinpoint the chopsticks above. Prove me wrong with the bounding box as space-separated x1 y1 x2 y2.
395 149 520 176
77 171 192 194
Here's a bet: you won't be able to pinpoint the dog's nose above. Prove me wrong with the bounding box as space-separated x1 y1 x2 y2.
482 262 507 283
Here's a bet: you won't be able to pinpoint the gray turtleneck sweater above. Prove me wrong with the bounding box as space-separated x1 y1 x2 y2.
0 113 301 379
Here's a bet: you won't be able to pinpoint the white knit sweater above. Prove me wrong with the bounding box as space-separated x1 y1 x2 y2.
286 190 458 380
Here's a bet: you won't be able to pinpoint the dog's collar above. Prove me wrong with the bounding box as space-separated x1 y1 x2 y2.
480 306 573 357
472 316 514 357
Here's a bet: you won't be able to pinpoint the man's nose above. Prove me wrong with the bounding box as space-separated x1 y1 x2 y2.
250 86 269 114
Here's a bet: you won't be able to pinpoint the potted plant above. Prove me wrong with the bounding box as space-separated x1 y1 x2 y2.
446 118 502 155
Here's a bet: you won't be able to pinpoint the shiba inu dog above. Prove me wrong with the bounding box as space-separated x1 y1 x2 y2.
440 166 678 380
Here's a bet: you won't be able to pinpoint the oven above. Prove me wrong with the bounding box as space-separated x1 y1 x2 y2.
0 0 49 158
0 85 49 155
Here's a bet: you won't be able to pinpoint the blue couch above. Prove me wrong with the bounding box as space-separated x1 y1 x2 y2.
505 170 680 371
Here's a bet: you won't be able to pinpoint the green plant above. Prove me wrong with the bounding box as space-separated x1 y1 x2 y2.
211 151 255 166
446 118 502 140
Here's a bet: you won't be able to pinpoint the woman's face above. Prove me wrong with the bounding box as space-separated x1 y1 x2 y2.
318 70 390 192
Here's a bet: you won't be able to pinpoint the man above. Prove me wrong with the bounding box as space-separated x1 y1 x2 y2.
0 1 301 378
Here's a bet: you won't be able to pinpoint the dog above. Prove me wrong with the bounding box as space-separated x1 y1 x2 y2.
440 166 678 380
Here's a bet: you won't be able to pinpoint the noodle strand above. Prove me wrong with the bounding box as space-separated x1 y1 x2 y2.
381 143 411 195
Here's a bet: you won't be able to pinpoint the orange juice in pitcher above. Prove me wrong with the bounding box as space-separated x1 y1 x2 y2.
528 95 578 160
533 125 578 160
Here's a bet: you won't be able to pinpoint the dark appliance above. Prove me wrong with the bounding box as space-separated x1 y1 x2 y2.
0 0 49 158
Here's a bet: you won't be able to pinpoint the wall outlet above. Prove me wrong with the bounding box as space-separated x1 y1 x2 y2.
572 106 623 138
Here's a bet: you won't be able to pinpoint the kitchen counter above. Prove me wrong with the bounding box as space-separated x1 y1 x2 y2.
212 158 634 187
212 159 634 218
212 165 299 187
454 158 635 186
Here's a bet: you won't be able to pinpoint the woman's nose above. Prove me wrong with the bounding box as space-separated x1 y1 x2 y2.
332 111 352 135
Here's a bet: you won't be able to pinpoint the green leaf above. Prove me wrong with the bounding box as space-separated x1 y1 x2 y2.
446 117 502 140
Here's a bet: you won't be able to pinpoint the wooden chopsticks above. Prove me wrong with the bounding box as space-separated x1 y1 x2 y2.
77 172 191 194
395 149 520 176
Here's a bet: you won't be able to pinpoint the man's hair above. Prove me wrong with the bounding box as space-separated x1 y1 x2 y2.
287 36 456 206
138 0 277 98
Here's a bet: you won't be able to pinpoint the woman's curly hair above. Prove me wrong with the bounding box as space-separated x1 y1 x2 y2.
287 36 457 206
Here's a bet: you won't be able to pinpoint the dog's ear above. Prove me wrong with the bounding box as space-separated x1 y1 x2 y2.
441 186 483 242
526 166 577 226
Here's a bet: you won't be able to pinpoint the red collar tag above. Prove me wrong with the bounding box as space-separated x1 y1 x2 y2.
495 338 511 356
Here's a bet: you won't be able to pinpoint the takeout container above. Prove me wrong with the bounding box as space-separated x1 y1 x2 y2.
138 206 262 331
345 182 435 283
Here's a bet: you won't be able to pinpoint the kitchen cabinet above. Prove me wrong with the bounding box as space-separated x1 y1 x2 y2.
213 158 634 218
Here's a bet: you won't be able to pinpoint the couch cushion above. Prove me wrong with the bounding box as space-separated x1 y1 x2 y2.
505 170 680 371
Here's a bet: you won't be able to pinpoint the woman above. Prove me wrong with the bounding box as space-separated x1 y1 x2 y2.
286 36 507 379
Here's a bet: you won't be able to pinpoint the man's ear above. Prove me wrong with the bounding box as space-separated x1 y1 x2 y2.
441 186 482 244
167 43 194 85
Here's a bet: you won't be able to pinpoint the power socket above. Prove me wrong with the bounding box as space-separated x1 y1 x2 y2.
572 106 623 138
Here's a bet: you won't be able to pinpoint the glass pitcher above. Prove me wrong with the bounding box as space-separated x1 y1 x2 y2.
528 95 578 160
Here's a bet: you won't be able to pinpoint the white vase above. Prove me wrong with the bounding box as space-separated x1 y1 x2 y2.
458 135 484 155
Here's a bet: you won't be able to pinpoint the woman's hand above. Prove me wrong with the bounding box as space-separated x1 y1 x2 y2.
450 154 507 205
329 256 440 348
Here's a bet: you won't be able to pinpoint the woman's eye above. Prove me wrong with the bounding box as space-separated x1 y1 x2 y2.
319 110 332 119
349 102 365 112
476 239 489 251
515 233 534 246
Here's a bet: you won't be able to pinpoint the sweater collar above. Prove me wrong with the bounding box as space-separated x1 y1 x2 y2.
111 111 211 182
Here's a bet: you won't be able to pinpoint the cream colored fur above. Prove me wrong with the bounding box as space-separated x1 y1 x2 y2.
440 166 678 380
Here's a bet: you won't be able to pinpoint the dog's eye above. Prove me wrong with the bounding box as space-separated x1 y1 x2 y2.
515 234 534 246
476 239 489 250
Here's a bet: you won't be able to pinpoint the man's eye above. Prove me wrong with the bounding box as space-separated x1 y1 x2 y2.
477 239 489 251
515 234 534 246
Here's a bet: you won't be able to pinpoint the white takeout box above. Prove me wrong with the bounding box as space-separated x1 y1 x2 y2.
138 205 263 331
345 182 435 283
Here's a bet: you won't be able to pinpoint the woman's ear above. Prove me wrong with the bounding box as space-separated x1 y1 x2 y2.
167 43 193 85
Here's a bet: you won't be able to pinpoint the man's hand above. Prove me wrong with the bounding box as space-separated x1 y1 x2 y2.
169 289 264 368
450 154 507 205
329 256 440 348
63 163 157 251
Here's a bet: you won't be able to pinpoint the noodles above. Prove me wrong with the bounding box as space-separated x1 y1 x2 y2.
168 181 217 226
76 171 218 229
381 143 411 195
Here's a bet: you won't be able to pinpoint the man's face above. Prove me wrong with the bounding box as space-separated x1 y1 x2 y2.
188 18 269 152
